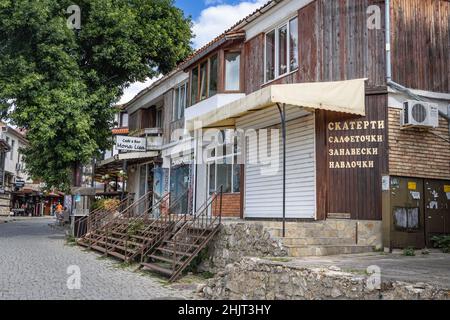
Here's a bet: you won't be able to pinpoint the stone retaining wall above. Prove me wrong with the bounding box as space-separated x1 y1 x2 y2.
200 257 449 300
199 221 287 271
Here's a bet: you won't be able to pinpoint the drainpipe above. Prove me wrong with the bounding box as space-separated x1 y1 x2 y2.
385 0 392 83
385 0 450 135
276 103 286 238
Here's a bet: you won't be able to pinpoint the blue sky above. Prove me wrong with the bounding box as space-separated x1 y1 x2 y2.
175 0 205 19
175 0 247 20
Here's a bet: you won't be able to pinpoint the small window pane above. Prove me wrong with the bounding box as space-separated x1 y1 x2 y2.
199 62 208 100
233 163 240 192
289 18 299 70
156 109 162 128
190 69 198 105
225 52 240 91
278 24 288 76
173 88 179 120
208 163 216 193
216 164 232 193
209 55 218 97
121 113 129 127
179 84 186 119
265 30 275 81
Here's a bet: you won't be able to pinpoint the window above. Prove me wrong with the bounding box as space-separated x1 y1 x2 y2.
120 113 128 127
173 82 187 121
289 17 299 70
156 108 163 128
199 61 208 100
225 52 241 91
209 55 218 96
190 68 198 105
189 54 219 105
265 30 276 81
206 130 241 194
265 17 299 82
278 25 288 76
208 158 240 194
10 140 14 160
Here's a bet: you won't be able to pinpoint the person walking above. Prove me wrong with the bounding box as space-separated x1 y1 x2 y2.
55 202 63 224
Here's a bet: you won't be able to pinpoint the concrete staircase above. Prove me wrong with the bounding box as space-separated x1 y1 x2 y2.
262 220 376 257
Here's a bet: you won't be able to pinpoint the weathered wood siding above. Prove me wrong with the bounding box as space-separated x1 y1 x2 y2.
391 0 450 93
316 94 389 221
243 0 386 93
243 34 265 94
299 0 386 86
388 108 450 180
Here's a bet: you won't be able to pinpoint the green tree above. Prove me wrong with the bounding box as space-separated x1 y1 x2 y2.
0 0 192 191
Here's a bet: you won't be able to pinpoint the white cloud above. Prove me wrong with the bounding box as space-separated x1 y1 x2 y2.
193 0 267 49
118 76 161 105
120 1 266 104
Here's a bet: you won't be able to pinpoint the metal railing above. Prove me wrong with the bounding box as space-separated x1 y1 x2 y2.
169 185 223 281
102 189 190 261
74 195 132 239
101 190 154 253
87 191 151 249
139 189 191 263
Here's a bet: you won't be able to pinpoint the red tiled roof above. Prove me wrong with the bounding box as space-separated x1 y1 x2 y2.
112 127 129 135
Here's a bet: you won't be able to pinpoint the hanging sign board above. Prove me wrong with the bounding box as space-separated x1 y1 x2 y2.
116 136 146 152
14 179 25 188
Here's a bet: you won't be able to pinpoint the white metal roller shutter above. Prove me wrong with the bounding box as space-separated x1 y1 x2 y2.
243 113 316 219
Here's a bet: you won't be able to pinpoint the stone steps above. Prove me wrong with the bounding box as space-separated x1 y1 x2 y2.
260 220 376 257
284 244 374 257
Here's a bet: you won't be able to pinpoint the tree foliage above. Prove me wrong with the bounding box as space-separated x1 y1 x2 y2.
0 0 192 191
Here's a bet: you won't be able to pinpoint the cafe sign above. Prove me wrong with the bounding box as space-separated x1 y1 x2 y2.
116 136 146 152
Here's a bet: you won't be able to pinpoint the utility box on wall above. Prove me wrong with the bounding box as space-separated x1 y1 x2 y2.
383 176 450 249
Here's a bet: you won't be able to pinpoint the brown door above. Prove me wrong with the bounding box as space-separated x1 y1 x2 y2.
390 177 425 248
424 180 450 246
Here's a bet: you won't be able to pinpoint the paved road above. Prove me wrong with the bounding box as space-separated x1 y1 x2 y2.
283 252 450 289
0 217 194 300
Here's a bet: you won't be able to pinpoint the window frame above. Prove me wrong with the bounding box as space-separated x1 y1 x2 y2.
189 53 219 106
173 81 188 121
155 108 163 128
223 50 242 93
264 16 299 84
205 130 241 194
10 140 14 161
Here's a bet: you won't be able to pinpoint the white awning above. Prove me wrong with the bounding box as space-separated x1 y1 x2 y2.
186 79 367 130
97 151 159 167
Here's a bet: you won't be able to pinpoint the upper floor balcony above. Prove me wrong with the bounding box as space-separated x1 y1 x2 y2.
133 127 164 151
185 93 245 126
182 38 246 128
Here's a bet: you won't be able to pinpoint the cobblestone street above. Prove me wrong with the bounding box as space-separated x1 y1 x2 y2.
0 218 194 300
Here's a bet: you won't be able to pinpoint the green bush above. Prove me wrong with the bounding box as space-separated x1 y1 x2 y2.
431 235 450 253
403 247 416 256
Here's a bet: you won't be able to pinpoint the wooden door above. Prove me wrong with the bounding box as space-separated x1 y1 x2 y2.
424 179 450 246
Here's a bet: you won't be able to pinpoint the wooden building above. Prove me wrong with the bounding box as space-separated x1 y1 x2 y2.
178 0 450 249
113 0 449 251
